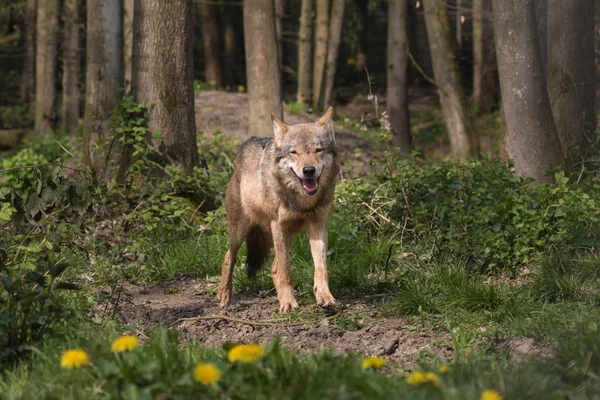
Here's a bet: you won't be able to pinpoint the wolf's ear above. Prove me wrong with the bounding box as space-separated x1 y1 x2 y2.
271 112 287 138
315 106 333 127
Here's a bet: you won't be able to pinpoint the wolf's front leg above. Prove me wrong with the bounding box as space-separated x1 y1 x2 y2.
270 221 298 313
309 222 335 307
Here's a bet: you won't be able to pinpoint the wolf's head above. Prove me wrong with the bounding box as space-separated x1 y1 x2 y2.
271 107 338 198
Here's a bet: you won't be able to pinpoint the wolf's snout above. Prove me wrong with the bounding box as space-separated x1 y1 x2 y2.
302 166 316 177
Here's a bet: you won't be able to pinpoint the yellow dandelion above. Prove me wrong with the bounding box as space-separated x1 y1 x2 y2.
424 372 440 388
346 57 357 65
111 335 140 353
406 371 428 386
227 344 265 364
361 356 387 370
60 349 90 369
437 364 450 373
194 363 222 386
481 389 502 400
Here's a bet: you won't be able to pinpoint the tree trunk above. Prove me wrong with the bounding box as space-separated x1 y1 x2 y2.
201 2 222 87
244 0 282 137
354 0 368 73
34 0 60 135
387 0 412 151
223 1 242 87
547 0 596 166
423 0 478 161
297 0 313 108
84 0 124 173
123 0 134 91
322 0 345 111
61 0 81 134
129 0 198 170
20 0 36 103
274 0 285 73
493 0 564 183
472 0 497 113
533 0 547 78
456 0 462 49
312 0 329 111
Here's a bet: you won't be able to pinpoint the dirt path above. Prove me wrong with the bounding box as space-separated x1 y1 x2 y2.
118 278 451 368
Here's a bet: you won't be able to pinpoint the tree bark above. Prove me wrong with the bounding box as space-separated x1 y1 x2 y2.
222 1 242 87
84 0 124 173
297 0 313 108
201 2 222 87
387 0 412 151
274 0 285 73
547 0 596 166
312 0 329 111
244 0 282 137
533 0 547 78
423 0 478 161
61 0 81 134
322 0 344 112
472 0 497 113
34 0 60 135
123 0 134 91
130 0 198 170
20 0 36 103
493 0 564 183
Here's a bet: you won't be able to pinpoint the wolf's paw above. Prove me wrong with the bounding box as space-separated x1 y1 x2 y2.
315 289 336 307
279 296 299 313
217 285 232 308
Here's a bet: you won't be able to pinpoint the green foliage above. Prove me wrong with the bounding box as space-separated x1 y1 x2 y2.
1 148 50 191
0 103 34 129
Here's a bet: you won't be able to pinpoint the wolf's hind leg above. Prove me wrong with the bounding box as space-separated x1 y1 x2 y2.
217 216 252 308
309 222 335 307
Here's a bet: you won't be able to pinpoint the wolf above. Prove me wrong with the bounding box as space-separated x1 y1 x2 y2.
217 107 340 313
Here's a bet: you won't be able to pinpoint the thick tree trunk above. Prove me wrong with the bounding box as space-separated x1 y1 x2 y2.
244 0 282 137
423 0 478 161
387 0 412 151
472 0 497 113
493 0 564 183
201 2 222 87
123 0 134 91
130 0 198 170
61 0 81 134
312 0 329 111
84 0 123 173
34 0 60 135
322 0 344 112
223 1 242 87
20 0 36 103
547 0 596 166
533 0 547 78
354 0 368 73
297 0 313 108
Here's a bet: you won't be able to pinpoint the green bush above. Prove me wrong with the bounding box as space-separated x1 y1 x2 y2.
0 104 34 129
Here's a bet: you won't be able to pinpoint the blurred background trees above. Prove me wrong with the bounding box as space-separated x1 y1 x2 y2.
0 0 597 183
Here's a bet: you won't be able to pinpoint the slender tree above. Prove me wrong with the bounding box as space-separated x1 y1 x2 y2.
322 0 345 111
387 0 412 150
312 0 329 110
423 0 478 160
275 0 285 73
34 0 60 135
128 0 198 170
243 0 282 137
472 0 497 113
201 2 222 87
354 1 368 73
493 0 564 183
297 0 313 108
547 0 596 165
124 0 134 91
61 0 81 134
84 0 124 173
20 0 36 103
222 1 243 87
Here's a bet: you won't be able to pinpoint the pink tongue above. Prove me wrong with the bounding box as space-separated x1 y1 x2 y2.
302 178 317 192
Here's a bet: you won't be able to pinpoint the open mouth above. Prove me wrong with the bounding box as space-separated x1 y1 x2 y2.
299 177 319 196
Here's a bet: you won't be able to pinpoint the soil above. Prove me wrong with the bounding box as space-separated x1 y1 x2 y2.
117 277 452 368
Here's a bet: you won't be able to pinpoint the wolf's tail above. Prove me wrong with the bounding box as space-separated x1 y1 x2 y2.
245 226 271 278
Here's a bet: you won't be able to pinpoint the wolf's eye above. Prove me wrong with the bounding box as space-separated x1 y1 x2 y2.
290 149 297 155
315 148 323 153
